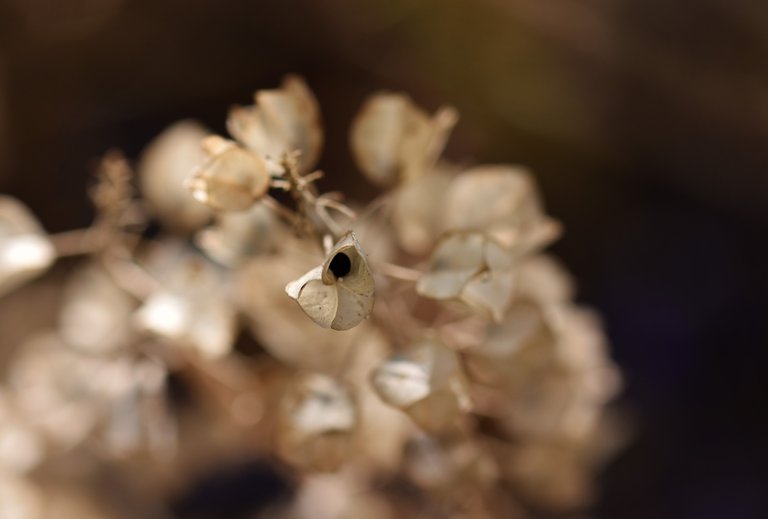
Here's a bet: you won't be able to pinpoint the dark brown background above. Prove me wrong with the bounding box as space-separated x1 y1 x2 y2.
1 1 767 517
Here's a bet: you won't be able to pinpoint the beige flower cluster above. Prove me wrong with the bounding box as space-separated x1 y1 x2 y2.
0 76 621 518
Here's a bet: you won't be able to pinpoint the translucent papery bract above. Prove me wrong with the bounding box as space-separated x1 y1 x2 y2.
442 165 561 253
277 373 357 472
371 339 469 433
0 196 55 298
196 201 279 267
285 232 374 331
227 75 322 173
59 263 135 354
138 120 212 232
135 242 236 358
187 142 270 212
350 92 456 187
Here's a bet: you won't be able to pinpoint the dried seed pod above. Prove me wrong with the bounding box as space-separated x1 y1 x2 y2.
350 92 456 187
138 120 212 232
187 141 270 212
227 75 322 173
0 196 55 298
285 232 374 331
370 339 470 433
277 374 357 471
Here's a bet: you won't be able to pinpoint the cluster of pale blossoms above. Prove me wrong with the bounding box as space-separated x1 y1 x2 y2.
0 76 621 518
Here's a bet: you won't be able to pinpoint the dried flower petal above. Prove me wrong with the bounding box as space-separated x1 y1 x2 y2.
187 143 270 211
350 93 457 187
227 75 322 173
0 196 55 298
286 232 374 331
138 120 212 232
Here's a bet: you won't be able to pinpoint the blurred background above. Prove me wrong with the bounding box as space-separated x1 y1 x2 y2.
1 0 767 517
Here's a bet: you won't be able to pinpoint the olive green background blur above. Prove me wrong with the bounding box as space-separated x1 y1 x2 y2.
1 1 767 517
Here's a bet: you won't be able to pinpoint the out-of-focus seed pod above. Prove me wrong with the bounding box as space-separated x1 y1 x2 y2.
0 196 55 298
277 373 357 472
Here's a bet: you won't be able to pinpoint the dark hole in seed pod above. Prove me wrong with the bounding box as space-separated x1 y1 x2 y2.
329 252 352 278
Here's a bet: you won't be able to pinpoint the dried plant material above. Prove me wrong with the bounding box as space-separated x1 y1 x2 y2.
350 93 457 187
286 232 374 331
0 76 620 518
371 339 469 433
195 201 279 266
186 141 270 211
0 196 54 298
278 374 357 471
138 120 212 232
227 75 322 173
59 264 135 354
442 166 561 252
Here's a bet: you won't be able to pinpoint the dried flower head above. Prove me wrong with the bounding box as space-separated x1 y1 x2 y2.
0 74 620 517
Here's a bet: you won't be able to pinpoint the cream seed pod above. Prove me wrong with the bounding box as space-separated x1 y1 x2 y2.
285 232 374 331
0 196 55 298
186 138 270 212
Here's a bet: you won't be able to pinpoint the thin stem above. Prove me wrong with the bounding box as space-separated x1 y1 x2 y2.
49 228 105 257
373 261 422 282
